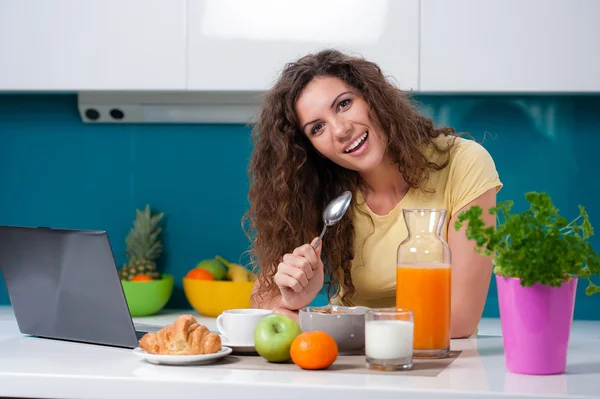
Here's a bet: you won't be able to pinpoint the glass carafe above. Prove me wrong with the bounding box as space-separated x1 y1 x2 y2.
396 209 451 358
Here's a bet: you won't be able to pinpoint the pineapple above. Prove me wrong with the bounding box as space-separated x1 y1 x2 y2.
119 204 164 281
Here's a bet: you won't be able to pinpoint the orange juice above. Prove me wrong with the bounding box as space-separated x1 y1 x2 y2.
396 264 450 357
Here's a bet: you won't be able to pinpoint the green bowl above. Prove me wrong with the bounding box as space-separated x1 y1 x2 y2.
121 274 174 317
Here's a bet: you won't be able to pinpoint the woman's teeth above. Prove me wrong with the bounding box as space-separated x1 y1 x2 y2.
344 132 368 153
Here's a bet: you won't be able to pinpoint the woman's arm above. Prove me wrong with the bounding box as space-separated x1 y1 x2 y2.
251 282 301 321
250 239 324 323
447 187 497 338
250 278 282 309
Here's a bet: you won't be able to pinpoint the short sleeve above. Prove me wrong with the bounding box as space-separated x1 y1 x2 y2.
448 138 503 218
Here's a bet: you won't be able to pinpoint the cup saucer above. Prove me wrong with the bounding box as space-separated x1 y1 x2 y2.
219 335 257 354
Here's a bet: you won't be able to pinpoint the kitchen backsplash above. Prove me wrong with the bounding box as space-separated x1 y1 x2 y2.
0 93 598 320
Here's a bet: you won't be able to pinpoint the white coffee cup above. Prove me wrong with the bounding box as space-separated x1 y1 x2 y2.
216 308 273 346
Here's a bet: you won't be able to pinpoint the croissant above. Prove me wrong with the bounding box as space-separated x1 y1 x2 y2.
138 315 221 355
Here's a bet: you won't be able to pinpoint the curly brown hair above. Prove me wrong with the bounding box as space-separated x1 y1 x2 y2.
243 49 457 307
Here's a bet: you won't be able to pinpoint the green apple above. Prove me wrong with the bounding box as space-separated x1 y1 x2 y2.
254 314 302 363
195 259 227 280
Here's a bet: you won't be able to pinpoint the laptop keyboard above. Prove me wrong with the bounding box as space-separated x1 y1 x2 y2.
134 323 161 332
133 323 162 341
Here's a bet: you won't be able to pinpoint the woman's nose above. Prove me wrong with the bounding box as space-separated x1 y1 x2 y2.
332 118 351 141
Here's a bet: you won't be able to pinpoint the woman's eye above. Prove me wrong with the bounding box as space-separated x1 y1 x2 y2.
311 123 324 135
338 99 351 110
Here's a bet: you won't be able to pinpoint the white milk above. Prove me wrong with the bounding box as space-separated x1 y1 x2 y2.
365 320 414 360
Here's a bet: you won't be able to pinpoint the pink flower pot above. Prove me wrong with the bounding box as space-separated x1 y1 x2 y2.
496 274 577 375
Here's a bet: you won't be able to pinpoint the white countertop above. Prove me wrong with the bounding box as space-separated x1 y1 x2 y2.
0 305 598 399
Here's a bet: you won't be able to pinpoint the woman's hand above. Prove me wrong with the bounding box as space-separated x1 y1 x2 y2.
273 237 324 311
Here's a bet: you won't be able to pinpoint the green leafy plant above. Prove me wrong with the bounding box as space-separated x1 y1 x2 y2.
454 191 600 295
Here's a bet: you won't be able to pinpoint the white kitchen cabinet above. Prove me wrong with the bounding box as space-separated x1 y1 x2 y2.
0 0 187 91
420 0 600 93
187 0 420 92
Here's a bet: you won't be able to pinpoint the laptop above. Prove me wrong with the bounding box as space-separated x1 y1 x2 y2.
0 225 162 349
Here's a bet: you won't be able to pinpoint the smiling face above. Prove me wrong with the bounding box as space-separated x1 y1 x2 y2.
295 76 388 173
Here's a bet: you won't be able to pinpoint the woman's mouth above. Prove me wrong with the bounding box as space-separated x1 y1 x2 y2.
344 131 369 156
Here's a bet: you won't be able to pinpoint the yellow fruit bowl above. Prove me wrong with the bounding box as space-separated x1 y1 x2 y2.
183 278 255 317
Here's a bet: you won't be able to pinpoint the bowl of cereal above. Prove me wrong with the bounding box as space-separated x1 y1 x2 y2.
299 305 369 354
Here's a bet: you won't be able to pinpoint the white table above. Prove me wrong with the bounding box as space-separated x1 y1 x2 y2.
0 306 598 399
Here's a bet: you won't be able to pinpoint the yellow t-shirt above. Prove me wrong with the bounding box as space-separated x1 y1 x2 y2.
331 135 503 307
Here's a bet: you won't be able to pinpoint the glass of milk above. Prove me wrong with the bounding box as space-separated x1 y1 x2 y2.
365 308 414 371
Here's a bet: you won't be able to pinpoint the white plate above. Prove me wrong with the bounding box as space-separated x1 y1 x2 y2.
133 346 232 365
219 335 257 354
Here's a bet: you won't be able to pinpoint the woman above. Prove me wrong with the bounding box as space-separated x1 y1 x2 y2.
244 49 502 338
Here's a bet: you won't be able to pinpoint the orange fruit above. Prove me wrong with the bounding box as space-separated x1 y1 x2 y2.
132 274 153 282
290 331 338 370
186 268 215 280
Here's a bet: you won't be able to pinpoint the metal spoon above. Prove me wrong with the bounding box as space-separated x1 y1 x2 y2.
312 190 353 250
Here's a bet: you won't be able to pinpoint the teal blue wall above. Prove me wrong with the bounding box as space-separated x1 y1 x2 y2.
0 93 599 320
